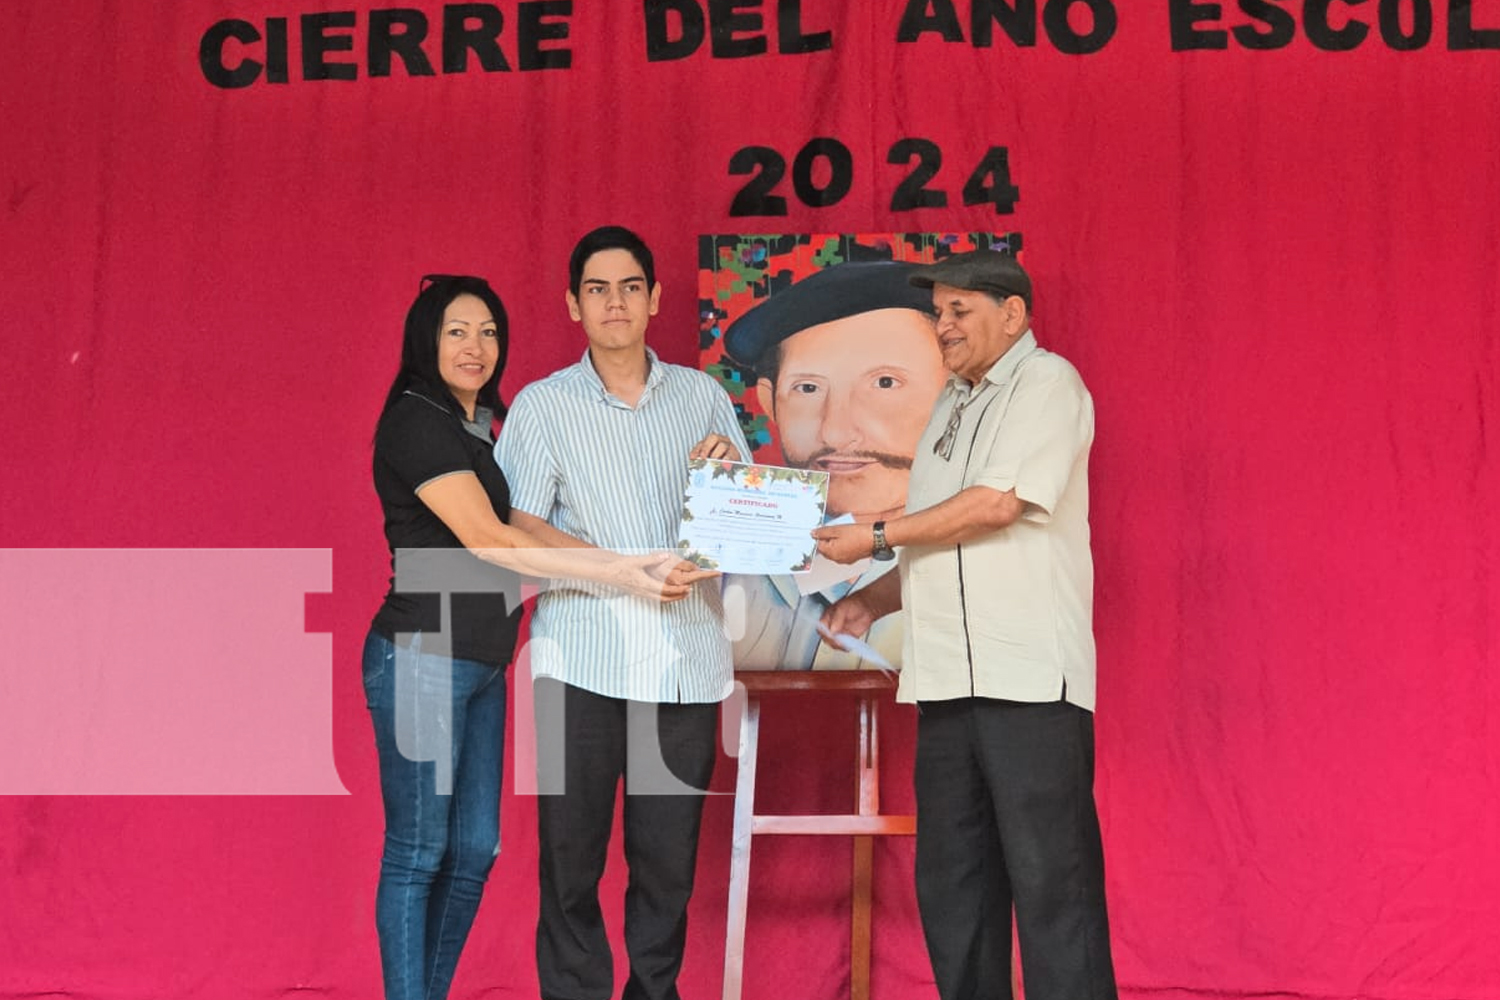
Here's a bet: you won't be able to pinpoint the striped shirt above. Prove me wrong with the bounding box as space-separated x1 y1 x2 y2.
494 346 751 703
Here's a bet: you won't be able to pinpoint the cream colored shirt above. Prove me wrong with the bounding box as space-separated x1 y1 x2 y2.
897 330 1098 709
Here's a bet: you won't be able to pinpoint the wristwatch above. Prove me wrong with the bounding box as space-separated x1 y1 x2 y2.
871 521 895 561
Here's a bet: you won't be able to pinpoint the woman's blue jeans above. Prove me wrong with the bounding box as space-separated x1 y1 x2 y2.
363 629 507 1000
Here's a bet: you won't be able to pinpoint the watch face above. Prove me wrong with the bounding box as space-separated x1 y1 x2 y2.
872 523 894 560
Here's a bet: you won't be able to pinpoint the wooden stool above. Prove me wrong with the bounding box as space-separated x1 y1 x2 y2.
721 671 915 1000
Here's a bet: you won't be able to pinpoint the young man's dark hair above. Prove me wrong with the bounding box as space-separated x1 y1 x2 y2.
568 225 656 296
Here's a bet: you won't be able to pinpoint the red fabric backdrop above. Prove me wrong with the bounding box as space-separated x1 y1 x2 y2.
2 2 1497 998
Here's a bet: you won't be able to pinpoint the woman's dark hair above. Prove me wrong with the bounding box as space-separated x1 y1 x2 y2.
377 275 509 426
568 225 655 296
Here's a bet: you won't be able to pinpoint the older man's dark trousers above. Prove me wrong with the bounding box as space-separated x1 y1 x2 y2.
534 679 718 1000
914 696 1117 1000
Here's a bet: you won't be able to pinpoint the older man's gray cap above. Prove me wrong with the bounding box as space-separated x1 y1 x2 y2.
908 250 1031 308
723 261 935 372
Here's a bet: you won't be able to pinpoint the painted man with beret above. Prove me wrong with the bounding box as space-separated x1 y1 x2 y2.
814 251 1118 1000
721 260 947 670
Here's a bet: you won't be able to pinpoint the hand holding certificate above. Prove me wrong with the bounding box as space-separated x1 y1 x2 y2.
676 459 828 575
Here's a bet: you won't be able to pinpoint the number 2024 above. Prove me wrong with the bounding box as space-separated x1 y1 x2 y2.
728 138 1019 216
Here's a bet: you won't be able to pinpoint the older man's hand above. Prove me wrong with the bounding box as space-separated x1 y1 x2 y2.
811 522 875 565
817 591 879 651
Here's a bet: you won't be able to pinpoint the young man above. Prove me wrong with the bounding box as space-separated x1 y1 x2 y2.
721 261 946 670
814 251 1119 1000
494 225 749 1000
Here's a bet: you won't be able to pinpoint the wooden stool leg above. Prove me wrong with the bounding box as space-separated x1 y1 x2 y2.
723 695 762 1000
851 834 873 1000
850 696 880 1000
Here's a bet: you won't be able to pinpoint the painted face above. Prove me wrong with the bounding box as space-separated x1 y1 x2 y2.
930 283 1027 384
566 248 661 352
757 308 946 519
436 293 499 414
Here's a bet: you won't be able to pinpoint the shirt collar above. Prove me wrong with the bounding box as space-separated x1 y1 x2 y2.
462 406 495 442
402 386 494 441
578 345 664 403
944 328 1040 396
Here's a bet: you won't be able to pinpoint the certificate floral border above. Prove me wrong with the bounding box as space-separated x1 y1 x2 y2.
677 459 828 572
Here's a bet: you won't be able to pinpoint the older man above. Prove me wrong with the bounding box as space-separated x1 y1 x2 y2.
722 261 946 670
814 251 1118 1000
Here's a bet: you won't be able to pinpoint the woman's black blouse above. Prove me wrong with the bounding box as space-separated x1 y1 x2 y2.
369 388 522 666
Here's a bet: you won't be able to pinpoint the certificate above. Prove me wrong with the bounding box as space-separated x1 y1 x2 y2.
676 459 829 574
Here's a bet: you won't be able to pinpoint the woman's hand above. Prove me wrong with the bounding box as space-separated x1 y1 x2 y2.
610 553 719 602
